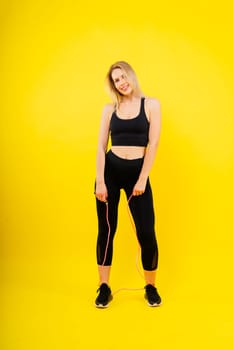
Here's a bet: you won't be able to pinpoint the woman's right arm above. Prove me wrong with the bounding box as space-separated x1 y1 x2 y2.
95 104 113 202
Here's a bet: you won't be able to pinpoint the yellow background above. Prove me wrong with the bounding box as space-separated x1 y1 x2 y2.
1 1 233 349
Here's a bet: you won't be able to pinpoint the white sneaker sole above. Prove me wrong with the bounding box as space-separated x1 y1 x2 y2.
95 303 110 308
147 301 162 307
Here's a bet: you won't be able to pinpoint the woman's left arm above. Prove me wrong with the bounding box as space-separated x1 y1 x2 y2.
133 98 161 195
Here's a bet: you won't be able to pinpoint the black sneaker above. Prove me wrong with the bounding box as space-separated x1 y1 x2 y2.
144 284 162 307
95 283 113 308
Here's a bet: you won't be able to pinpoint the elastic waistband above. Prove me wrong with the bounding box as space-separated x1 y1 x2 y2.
107 149 144 163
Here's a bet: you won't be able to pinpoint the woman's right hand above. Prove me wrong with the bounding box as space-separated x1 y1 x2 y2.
95 181 108 202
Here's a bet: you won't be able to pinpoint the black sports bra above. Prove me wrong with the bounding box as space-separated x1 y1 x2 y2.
110 98 149 147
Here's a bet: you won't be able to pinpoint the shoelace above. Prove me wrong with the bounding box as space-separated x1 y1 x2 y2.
145 285 157 296
97 284 110 297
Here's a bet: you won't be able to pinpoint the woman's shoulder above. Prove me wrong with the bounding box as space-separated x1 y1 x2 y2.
103 103 115 114
101 103 115 123
144 96 161 122
144 96 160 109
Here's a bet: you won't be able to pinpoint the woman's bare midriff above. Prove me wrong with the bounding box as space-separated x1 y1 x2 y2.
111 146 146 160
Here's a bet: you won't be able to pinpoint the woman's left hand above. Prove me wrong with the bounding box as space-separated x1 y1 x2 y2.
132 178 147 196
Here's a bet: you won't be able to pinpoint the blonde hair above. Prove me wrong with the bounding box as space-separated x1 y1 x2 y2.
105 61 143 106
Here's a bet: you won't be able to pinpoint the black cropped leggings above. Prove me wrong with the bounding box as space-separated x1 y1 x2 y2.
95 150 158 271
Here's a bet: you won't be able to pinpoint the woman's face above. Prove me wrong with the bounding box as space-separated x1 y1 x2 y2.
111 68 133 96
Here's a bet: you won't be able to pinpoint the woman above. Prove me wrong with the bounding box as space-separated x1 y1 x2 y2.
95 61 162 308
